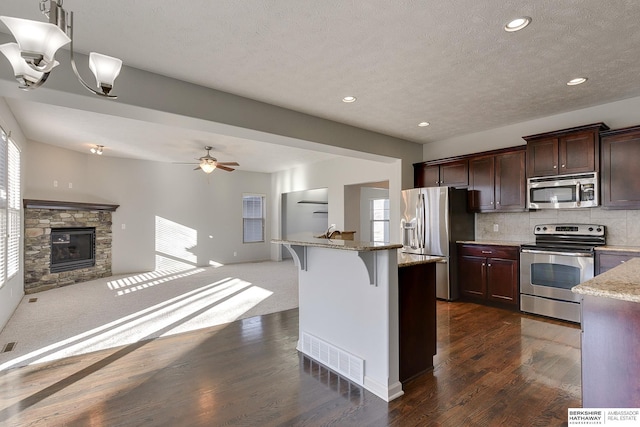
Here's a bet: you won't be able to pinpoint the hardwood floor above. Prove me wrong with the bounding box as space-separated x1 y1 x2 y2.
0 301 581 426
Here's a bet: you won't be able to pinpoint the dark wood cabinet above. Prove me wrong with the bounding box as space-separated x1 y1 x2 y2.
581 295 640 407
398 262 437 383
601 125 640 209
595 250 640 274
414 160 468 188
457 244 519 307
524 123 609 178
468 149 526 212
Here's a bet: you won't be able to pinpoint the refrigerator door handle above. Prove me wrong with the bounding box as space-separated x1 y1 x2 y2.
418 193 426 250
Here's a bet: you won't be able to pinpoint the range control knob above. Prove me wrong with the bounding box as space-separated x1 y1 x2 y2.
589 227 594 232
536 227 541 231
543 226 548 231
597 227 602 232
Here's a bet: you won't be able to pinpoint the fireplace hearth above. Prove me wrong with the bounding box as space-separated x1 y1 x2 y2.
50 228 96 273
23 199 119 293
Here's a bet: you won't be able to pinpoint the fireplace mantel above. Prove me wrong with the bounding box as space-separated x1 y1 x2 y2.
23 199 119 212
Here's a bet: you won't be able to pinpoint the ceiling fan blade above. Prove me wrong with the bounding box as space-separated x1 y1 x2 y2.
217 165 235 172
193 166 201 171
217 162 239 166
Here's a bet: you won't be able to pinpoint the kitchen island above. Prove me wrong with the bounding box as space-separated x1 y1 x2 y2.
274 236 441 401
572 258 640 408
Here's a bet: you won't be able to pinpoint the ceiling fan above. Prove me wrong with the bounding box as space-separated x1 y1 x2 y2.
180 146 239 174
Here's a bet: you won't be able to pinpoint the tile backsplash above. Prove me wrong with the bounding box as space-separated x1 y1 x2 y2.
475 208 640 247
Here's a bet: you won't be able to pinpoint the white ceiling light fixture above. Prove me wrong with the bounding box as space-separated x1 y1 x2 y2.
567 77 588 86
504 16 532 32
342 96 357 103
90 144 104 155
0 0 123 98
418 121 430 127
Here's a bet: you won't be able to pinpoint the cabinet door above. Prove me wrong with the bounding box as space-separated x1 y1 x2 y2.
596 252 639 275
414 164 440 187
440 160 469 187
527 137 559 177
468 156 495 211
601 128 640 208
559 131 596 174
458 255 486 299
495 151 526 211
486 258 518 305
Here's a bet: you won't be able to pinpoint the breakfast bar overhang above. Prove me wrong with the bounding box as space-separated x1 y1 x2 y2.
273 237 404 401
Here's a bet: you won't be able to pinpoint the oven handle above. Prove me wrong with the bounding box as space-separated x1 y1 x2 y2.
521 248 593 257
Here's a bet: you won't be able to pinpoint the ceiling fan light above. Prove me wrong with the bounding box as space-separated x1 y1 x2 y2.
200 161 216 174
89 52 123 94
0 16 70 72
0 42 49 85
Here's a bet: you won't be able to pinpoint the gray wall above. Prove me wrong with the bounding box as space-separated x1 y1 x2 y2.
25 141 273 274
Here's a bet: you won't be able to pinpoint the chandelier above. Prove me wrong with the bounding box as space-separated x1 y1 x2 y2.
0 0 123 99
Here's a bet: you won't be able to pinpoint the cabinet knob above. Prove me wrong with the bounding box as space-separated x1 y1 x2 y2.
553 165 557 169
561 164 566 168
488 263 492 267
490 201 494 205
481 250 492 254
482 263 485 267
435 181 439 184
440 181 444 184
496 201 500 205
621 260 626 263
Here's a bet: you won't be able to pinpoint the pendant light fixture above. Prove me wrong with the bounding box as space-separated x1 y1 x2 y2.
0 0 123 98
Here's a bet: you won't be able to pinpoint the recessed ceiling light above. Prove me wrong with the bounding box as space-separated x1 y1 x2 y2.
342 96 357 103
504 16 531 32
418 122 430 127
567 77 588 86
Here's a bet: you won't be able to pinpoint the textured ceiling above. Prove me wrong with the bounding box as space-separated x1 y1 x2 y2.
2 0 640 171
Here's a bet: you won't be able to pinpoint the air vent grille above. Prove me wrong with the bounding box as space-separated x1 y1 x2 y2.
301 332 364 385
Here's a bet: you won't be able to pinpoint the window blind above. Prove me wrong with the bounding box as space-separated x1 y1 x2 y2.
243 195 264 243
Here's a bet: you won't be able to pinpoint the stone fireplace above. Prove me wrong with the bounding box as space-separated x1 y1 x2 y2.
23 199 119 294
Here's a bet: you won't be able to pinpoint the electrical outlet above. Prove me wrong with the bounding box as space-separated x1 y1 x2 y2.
121 224 126 230
53 180 58 187
68 182 73 189
233 251 237 257
493 224 499 232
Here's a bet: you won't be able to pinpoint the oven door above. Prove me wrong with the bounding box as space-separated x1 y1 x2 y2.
520 248 594 303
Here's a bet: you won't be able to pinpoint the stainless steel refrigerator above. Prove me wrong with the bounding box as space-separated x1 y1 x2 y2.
401 187 474 300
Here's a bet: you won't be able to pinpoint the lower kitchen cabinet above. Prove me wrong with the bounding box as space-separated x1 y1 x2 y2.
398 261 437 383
457 243 519 307
595 250 640 274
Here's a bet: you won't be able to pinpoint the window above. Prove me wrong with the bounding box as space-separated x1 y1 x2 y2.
0 128 20 288
370 198 389 243
243 194 265 243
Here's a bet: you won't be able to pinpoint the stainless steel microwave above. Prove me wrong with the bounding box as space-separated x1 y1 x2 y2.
527 172 598 209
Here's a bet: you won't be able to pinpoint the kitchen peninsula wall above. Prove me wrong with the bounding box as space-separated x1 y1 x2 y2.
476 208 640 246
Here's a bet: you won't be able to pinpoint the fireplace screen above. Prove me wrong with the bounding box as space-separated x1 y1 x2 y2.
50 228 96 273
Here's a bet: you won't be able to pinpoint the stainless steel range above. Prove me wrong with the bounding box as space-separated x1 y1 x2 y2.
520 223 605 323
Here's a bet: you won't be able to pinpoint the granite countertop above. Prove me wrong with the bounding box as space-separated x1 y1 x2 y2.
572 257 640 303
397 251 446 267
456 240 533 247
595 245 640 253
272 237 402 252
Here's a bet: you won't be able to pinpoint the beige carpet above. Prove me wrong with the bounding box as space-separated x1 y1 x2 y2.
0 260 298 371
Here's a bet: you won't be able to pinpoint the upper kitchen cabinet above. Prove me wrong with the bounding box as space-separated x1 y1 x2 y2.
468 148 526 212
523 123 609 178
414 160 468 188
601 125 640 209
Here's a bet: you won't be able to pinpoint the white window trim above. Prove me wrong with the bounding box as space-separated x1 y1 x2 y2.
242 193 266 243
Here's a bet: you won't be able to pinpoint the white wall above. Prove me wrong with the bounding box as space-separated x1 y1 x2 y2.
0 99 26 328
424 95 640 160
271 156 402 260
25 141 273 274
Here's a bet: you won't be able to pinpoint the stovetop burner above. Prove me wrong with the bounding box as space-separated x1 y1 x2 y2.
523 223 606 252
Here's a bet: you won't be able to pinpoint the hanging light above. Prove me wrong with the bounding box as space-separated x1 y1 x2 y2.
0 0 122 98
199 158 217 174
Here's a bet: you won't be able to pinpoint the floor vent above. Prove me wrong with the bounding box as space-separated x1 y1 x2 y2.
2 342 16 353
301 332 364 385
28 298 38 303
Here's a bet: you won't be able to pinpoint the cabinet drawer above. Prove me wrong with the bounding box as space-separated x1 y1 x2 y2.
597 252 640 274
458 244 518 260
